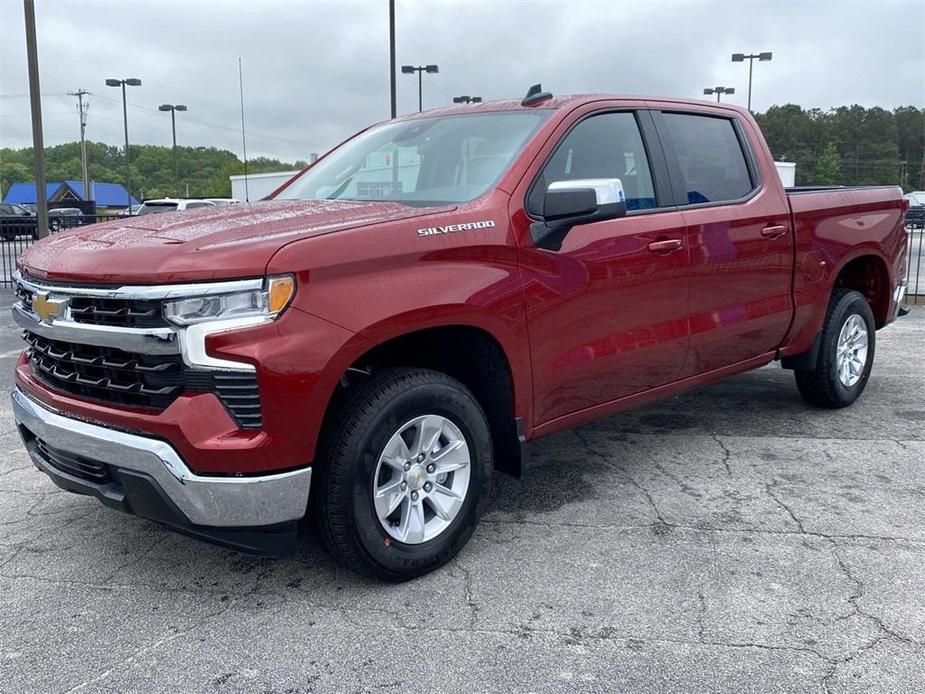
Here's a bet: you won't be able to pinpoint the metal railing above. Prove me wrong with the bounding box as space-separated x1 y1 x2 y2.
906 224 924 306
1 214 126 288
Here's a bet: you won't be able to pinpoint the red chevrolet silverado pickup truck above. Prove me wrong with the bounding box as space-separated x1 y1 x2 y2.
11 89 909 580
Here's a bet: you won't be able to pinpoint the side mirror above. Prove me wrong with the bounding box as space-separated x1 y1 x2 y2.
532 178 627 251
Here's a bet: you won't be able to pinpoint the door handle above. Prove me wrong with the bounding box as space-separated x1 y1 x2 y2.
647 238 683 254
760 225 788 239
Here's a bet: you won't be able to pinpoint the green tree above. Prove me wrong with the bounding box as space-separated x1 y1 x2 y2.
0 141 304 201
814 142 842 185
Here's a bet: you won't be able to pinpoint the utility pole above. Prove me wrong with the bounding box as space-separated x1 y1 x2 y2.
68 89 90 200
24 0 48 238
238 57 249 202
389 0 397 119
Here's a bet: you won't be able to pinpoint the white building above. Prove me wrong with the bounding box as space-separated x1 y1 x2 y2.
774 161 796 187
230 171 300 202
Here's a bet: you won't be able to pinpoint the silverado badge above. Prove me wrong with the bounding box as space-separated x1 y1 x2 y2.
418 220 496 237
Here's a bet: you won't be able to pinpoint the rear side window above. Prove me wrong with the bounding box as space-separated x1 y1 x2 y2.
528 112 657 214
661 113 753 204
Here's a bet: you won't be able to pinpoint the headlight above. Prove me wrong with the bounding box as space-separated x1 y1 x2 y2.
163 275 295 326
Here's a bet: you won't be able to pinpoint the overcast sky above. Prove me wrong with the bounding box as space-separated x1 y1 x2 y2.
1 0 923 162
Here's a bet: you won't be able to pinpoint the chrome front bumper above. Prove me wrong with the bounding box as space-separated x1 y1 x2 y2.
11 388 311 528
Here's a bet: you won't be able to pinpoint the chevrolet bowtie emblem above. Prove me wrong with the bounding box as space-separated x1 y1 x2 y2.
32 292 67 323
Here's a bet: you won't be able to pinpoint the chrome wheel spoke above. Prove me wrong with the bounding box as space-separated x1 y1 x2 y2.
426 491 458 521
432 440 468 474
434 483 463 501
381 437 411 471
412 415 445 458
374 478 405 518
398 498 426 543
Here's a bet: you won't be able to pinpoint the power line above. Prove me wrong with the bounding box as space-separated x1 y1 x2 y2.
88 92 308 146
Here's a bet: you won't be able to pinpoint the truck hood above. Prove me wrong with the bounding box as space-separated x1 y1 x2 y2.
19 199 449 284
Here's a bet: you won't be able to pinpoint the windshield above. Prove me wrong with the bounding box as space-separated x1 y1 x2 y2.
275 111 548 206
137 202 178 215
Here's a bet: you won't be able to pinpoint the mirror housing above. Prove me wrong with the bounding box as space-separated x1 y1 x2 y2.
531 178 627 251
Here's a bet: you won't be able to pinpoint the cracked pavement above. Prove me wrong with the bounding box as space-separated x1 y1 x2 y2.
0 291 922 693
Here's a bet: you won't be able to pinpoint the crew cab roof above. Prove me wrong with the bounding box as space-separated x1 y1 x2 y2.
396 93 751 121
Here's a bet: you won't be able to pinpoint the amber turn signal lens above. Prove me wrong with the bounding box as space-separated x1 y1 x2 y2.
267 275 295 314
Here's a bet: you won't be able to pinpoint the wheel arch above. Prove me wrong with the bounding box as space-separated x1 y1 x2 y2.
831 251 892 327
318 318 529 477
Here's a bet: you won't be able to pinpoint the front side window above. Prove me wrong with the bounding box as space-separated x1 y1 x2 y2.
661 113 753 204
276 112 548 206
528 112 657 215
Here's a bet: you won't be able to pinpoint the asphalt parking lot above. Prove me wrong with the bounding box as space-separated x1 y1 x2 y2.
0 294 922 694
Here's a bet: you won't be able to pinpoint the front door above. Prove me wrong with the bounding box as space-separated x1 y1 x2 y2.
515 108 692 425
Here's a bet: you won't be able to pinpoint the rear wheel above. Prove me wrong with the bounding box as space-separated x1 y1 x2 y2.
794 289 875 408
311 367 493 581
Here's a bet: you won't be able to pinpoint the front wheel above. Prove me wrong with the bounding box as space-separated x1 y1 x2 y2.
795 289 876 408
311 367 493 581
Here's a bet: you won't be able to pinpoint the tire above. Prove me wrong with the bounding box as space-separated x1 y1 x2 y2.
1 232 14 242
794 289 876 409
310 367 493 581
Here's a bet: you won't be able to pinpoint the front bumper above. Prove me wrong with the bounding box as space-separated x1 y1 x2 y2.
12 388 312 555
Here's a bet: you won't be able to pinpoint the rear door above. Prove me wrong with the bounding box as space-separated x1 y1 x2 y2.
652 108 793 376
513 105 691 425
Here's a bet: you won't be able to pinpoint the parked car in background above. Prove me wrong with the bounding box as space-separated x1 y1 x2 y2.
136 198 217 215
0 203 38 241
903 192 924 228
204 198 240 207
47 207 89 231
120 203 143 216
10 92 910 581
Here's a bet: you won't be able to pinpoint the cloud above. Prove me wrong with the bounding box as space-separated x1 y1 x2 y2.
1 0 922 162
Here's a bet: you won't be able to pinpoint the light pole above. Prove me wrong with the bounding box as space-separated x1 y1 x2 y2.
389 0 396 118
159 104 187 198
401 64 438 112
731 51 771 112
703 86 735 103
452 95 482 104
105 77 141 208
24 0 48 238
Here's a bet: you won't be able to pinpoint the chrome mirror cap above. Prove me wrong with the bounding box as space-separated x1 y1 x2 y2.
547 178 626 206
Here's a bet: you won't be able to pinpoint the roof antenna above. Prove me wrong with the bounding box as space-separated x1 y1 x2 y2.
521 83 552 106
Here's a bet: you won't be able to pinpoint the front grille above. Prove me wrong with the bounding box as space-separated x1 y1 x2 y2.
16 276 264 429
69 297 168 328
25 332 185 409
36 437 111 483
14 284 33 314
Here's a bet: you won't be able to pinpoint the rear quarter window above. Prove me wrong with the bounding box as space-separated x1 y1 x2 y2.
662 113 753 204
